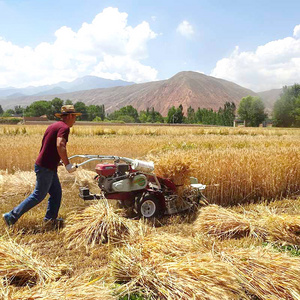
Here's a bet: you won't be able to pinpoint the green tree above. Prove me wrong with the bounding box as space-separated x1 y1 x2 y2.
167 106 177 123
116 115 135 123
251 98 267 127
195 108 203 123
167 105 184 123
186 106 196 124
87 104 105 121
65 99 73 105
99 104 105 121
295 97 300 124
109 105 139 123
222 102 236 126
74 102 88 121
139 107 164 123
24 101 52 118
2 109 15 117
14 105 24 115
177 104 184 123
49 97 64 119
238 96 267 127
139 109 148 123
149 107 164 123
0 105 3 116
202 108 217 125
273 84 300 127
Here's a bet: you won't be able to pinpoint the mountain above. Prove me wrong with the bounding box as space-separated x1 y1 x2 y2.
0 71 257 115
5 92 27 99
0 76 134 99
64 76 134 92
0 87 19 98
258 88 282 112
34 87 67 96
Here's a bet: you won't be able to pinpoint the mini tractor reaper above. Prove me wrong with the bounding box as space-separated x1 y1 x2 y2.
70 155 207 218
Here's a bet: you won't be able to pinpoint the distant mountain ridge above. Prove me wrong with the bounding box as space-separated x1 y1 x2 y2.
0 71 260 116
0 75 134 99
0 72 260 115
0 72 288 115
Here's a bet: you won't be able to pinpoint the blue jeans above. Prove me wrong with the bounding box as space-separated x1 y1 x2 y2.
10 164 62 223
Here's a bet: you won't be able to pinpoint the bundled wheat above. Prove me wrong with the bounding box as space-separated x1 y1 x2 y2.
58 168 98 189
220 247 300 300
0 170 35 197
262 214 300 245
149 152 193 186
0 277 12 300
132 231 214 258
9 276 116 300
109 244 246 300
141 233 197 256
64 200 139 249
194 205 266 239
0 167 96 199
0 173 4 197
0 236 61 286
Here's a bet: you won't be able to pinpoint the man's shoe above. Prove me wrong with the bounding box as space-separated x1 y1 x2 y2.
44 218 64 229
3 213 15 226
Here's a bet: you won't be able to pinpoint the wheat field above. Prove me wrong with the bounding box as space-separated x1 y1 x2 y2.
0 124 299 205
0 124 299 299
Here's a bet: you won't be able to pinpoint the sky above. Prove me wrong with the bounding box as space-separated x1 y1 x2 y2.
0 0 300 92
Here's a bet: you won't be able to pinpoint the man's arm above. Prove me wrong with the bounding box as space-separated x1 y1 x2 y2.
57 137 69 166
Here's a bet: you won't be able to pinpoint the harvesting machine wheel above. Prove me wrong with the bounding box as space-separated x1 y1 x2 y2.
137 194 162 218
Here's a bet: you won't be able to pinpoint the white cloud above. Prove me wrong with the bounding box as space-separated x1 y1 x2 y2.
91 55 158 83
0 7 158 88
211 24 300 91
176 21 194 38
294 24 300 38
195 70 205 74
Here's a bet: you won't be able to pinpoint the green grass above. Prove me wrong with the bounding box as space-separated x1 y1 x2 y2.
263 242 300 256
119 294 145 300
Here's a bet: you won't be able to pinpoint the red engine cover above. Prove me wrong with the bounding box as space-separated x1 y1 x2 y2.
95 164 116 176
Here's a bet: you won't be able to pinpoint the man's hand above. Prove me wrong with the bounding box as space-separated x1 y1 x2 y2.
65 163 77 173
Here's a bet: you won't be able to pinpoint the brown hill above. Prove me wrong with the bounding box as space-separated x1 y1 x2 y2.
257 88 282 112
0 71 257 115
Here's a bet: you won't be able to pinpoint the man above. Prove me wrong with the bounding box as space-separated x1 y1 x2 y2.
3 105 81 227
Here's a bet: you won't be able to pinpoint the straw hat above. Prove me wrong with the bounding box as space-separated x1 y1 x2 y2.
55 105 82 118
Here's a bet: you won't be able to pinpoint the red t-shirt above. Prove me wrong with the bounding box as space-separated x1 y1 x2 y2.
35 121 70 171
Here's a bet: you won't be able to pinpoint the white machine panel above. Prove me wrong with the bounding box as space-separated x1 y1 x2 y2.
112 174 148 192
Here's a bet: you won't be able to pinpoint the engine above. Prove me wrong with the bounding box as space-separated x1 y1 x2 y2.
95 163 148 193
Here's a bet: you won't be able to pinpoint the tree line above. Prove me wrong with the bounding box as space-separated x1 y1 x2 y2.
0 99 237 126
0 98 105 122
0 83 299 127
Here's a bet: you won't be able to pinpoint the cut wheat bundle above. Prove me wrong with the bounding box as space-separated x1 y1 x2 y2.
0 236 62 286
262 213 300 246
9 276 116 300
109 244 246 300
132 231 214 258
0 170 35 197
149 153 193 186
0 168 97 199
64 199 139 250
220 246 300 300
0 277 12 300
194 205 266 239
59 168 98 189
